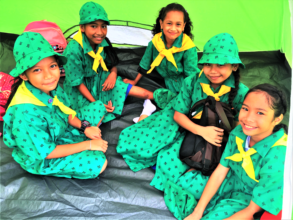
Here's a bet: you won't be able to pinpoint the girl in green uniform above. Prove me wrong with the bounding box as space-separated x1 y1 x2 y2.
4 32 109 179
167 84 288 220
117 33 249 191
63 1 154 123
123 3 200 122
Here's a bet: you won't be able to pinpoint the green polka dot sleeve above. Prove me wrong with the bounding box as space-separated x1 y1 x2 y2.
172 75 194 114
63 40 85 87
251 146 286 215
183 47 200 77
139 41 154 71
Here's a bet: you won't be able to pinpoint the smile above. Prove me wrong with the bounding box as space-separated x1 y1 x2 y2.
243 123 257 130
44 80 56 86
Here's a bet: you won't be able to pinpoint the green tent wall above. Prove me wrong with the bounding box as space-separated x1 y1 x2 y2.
0 0 292 218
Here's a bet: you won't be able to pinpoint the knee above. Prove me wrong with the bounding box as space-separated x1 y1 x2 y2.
99 159 108 174
142 90 153 100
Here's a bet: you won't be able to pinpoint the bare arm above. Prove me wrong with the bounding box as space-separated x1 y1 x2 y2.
123 73 143 86
77 83 96 102
224 200 263 220
68 115 82 129
46 141 89 159
185 164 230 219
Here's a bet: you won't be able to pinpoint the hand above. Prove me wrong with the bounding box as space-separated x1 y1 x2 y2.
84 126 102 139
102 72 117 91
90 139 108 153
104 100 115 112
123 78 136 86
198 126 224 147
184 212 202 220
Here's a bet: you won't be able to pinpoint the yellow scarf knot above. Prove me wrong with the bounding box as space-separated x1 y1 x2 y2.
192 70 231 119
73 29 108 73
226 136 259 182
52 96 76 119
147 32 195 74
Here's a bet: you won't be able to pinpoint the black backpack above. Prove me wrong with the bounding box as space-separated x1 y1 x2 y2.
179 96 234 176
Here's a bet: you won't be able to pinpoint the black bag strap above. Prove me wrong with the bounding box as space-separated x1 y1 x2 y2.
188 99 206 118
215 102 232 132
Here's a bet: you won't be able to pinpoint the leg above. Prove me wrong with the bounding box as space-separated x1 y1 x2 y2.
128 86 154 100
133 99 156 123
99 159 108 174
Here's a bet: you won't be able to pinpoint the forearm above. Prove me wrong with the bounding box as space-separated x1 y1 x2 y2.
77 83 96 102
134 73 143 84
46 141 90 159
192 164 229 215
225 200 263 220
174 111 202 135
110 66 117 75
68 115 82 129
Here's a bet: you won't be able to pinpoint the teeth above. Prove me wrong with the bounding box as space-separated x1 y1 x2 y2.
245 125 254 128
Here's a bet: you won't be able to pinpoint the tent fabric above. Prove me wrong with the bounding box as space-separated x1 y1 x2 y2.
0 44 291 219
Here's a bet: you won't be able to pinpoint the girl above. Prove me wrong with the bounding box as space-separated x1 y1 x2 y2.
123 3 200 122
167 84 288 220
4 32 108 179
117 33 248 191
63 1 154 123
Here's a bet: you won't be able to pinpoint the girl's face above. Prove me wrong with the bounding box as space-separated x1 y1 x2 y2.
239 91 283 143
20 56 60 95
203 64 238 88
81 20 107 49
160 10 186 44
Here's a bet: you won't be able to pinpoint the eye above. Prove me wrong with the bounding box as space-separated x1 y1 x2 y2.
203 63 211 66
257 112 264 115
33 68 41 73
91 25 97 28
217 64 225 67
50 64 58 68
102 25 107 29
241 107 248 111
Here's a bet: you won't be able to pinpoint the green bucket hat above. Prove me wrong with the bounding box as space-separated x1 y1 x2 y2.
10 32 67 77
79 1 110 25
199 33 245 69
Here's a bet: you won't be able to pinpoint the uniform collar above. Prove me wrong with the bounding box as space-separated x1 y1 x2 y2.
81 32 109 54
25 81 60 108
161 32 183 48
198 72 235 89
233 125 286 158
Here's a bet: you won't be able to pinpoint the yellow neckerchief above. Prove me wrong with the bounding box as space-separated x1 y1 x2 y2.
147 32 195 74
225 134 287 183
73 29 108 73
8 81 76 119
192 69 231 119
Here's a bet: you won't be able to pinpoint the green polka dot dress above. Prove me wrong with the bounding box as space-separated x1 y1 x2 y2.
3 81 107 179
117 73 248 191
63 33 128 123
139 32 200 109
164 125 286 219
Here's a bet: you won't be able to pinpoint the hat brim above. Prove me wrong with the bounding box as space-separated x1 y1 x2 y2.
79 15 110 25
198 53 245 69
10 51 67 77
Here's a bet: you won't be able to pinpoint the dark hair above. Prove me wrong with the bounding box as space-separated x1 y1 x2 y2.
228 67 240 116
244 83 288 133
104 37 119 69
152 3 194 40
5 76 23 109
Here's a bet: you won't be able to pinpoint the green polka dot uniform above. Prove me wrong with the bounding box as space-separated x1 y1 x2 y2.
164 125 286 219
63 34 128 123
117 73 248 191
140 32 200 109
63 1 127 123
3 81 107 179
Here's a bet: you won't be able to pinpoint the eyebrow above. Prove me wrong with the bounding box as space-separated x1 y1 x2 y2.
242 104 268 112
32 61 57 68
89 21 107 25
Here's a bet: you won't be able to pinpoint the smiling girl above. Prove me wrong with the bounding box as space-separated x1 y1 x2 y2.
117 33 249 191
123 3 200 122
4 32 109 178
168 84 288 220
63 1 154 123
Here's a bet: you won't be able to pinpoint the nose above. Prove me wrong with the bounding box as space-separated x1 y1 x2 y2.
210 64 218 73
44 68 53 80
95 26 103 35
244 110 255 123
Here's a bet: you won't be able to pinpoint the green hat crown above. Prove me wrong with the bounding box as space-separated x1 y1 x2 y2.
10 32 67 77
199 33 245 68
79 1 110 25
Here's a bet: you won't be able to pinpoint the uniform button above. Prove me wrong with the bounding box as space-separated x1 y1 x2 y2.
175 80 177 82
48 98 53 103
